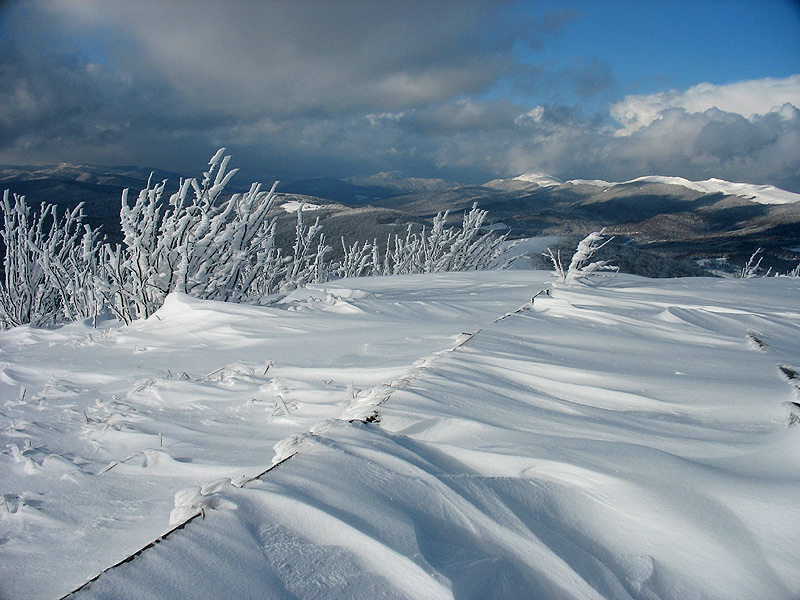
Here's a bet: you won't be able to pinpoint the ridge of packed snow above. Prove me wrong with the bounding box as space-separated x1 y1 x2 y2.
567 175 800 204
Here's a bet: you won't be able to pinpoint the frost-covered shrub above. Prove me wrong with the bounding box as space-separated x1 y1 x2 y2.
103 150 285 321
280 208 331 293
376 203 511 275
528 235 709 278
0 191 103 327
99 151 336 322
0 151 324 326
334 238 376 279
544 229 617 285
1 151 513 328
738 248 772 278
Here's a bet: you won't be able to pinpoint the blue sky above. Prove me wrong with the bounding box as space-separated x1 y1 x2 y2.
1 0 799 190
523 1 800 92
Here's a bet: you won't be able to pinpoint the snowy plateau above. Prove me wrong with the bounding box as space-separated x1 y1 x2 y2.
2 268 800 600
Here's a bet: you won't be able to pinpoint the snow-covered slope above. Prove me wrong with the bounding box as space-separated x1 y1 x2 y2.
567 175 800 205
512 172 563 187
484 173 563 191
2 272 800 599
280 199 323 212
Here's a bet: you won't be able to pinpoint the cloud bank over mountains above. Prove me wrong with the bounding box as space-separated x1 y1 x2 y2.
610 75 800 134
0 1 798 191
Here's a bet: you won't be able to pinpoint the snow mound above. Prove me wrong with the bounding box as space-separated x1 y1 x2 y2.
169 478 236 525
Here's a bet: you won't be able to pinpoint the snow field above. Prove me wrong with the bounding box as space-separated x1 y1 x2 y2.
0 271 539 599
2 272 799 599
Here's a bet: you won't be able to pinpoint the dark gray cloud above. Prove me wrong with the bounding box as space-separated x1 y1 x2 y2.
38 0 515 118
0 0 798 192
403 99 523 134
0 0 530 176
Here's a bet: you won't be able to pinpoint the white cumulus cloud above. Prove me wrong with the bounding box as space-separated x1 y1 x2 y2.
611 75 800 135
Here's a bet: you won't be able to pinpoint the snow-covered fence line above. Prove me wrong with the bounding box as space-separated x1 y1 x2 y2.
55 278 550 600
1 150 513 328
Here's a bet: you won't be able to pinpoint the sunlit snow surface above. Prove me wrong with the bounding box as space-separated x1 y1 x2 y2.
280 200 323 212
2 272 799 599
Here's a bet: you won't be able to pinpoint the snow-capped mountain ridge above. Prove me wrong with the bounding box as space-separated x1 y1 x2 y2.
483 172 563 192
566 175 800 205
512 172 563 187
486 172 800 204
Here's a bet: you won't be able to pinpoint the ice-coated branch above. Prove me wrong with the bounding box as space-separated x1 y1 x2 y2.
545 229 617 285
543 247 566 281
738 248 770 278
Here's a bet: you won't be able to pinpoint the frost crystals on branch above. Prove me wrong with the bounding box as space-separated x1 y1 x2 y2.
544 229 617 285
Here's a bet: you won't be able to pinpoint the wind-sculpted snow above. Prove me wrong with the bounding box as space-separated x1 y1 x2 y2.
0 272 537 599
2 272 800 599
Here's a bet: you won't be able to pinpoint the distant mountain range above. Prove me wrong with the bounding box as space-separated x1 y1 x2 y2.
1 163 798 275
474 174 800 274
486 173 800 206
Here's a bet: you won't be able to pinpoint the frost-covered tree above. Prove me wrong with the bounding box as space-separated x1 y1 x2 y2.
545 229 617 285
